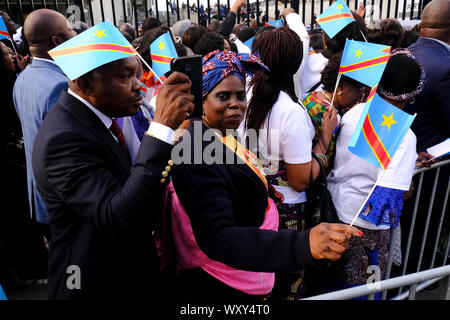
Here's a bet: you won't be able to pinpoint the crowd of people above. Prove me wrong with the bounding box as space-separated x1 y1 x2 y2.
0 0 449 302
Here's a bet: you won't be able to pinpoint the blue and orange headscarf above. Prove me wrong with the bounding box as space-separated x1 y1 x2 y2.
202 49 270 98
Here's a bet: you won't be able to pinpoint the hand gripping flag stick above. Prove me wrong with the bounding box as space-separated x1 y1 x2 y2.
349 169 383 226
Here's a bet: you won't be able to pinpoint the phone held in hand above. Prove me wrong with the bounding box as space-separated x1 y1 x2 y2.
170 55 203 119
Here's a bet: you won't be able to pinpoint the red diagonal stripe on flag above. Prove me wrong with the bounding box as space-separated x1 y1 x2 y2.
0 30 9 37
362 113 391 170
151 54 173 64
339 54 390 73
366 85 378 102
317 12 354 23
49 43 137 58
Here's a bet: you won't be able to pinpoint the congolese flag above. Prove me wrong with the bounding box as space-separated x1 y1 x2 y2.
316 0 355 38
265 19 283 28
0 17 9 40
339 39 391 88
348 93 416 170
150 32 178 78
243 36 254 51
48 21 137 80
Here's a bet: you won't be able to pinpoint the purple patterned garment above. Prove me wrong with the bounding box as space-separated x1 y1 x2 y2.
202 49 270 98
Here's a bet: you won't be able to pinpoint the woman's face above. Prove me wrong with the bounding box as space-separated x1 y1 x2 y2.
203 75 247 133
1 42 16 73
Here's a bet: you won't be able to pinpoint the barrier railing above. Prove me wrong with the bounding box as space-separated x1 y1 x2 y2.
0 0 426 29
303 264 450 300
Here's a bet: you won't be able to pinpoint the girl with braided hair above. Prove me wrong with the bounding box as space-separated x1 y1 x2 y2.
241 27 338 299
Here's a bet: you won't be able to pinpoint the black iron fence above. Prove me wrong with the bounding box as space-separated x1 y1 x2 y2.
0 0 427 31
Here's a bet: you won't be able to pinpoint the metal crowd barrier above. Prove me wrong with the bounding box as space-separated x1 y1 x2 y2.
305 158 450 300
0 0 426 30
303 264 450 300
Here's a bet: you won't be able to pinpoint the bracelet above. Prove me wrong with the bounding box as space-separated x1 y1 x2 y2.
314 152 327 166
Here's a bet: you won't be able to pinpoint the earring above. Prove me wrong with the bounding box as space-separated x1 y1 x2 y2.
409 97 415 104
338 90 343 96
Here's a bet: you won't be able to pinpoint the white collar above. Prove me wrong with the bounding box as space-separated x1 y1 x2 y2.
67 88 113 130
32 57 59 66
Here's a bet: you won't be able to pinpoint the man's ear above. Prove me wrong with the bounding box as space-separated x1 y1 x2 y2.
51 35 65 47
75 75 95 95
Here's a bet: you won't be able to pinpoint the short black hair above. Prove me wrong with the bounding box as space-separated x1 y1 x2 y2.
142 17 162 32
194 32 225 56
309 33 323 52
378 52 423 98
238 27 256 42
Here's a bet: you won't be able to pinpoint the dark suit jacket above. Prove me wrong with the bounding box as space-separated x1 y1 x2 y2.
171 119 317 300
405 37 450 152
32 91 173 300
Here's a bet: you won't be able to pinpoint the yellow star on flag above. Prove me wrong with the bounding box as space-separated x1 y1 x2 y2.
93 29 107 39
158 41 165 51
355 49 363 58
276 22 279 26
380 113 398 130
337 4 343 10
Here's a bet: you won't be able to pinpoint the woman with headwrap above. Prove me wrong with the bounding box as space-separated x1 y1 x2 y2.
159 50 362 301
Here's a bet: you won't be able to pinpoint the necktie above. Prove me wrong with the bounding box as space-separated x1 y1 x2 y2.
109 119 129 157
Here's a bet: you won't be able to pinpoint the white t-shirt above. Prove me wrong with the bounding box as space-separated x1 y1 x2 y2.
240 90 315 204
327 103 418 230
299 52 328 101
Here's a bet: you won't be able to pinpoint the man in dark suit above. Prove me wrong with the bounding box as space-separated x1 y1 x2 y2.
32 54 194 299
405 0 450 152
401 0 450 274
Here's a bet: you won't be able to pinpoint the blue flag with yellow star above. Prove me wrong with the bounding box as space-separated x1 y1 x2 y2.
243 36 254 51
339 39 391 88
317 0 355 38
265 19 283 28
348 93 416 170
48 21 137 80
0 17 9 40
150 32 178 78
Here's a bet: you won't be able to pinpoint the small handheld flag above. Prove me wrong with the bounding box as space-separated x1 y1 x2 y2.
317 0 355 39
265 19 283 28
48 21 137 81
243 36 254 52
339 39 391 88
0 17 10 40
348 93 416 171
150 32 178 78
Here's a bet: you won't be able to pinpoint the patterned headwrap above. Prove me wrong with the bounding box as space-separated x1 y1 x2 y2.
202 49 270 98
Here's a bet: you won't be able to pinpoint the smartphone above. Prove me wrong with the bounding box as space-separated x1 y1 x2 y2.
170 55 203 119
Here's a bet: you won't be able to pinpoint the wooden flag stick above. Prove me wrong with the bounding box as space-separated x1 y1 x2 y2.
136 52 164 85
329 73 342 110
350 169 383 226
360 29 368 42
7 37 17 54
